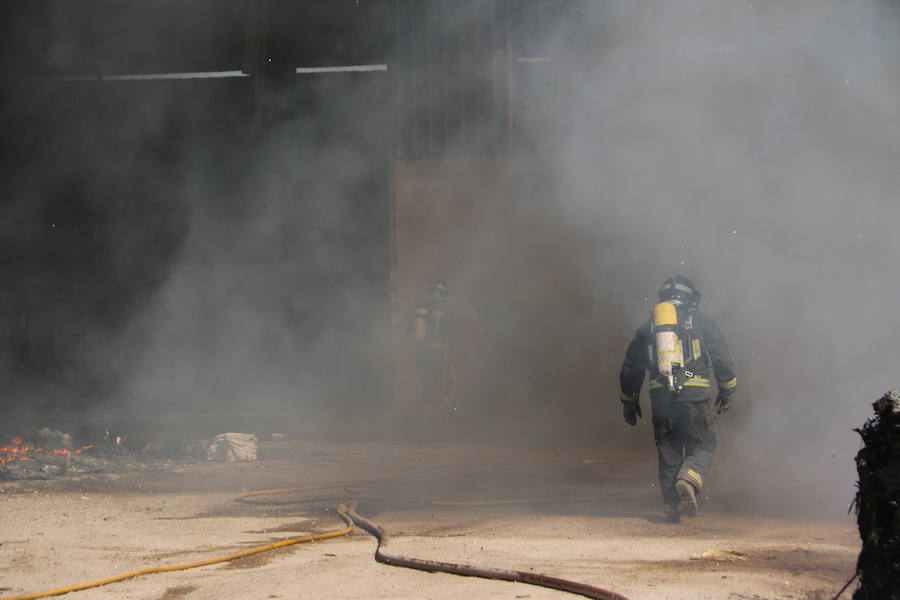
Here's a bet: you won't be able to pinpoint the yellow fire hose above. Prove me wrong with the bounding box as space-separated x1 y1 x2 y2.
1 485 358 600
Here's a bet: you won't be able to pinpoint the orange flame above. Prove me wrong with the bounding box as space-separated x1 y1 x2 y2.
0 438 96 464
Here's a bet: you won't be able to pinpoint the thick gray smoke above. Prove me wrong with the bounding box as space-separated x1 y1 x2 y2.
2 2 897 518
542 1 900 515
104 75 395 437
0 4 395 440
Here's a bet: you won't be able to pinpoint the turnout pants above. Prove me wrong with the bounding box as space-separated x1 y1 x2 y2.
650 396 717 507
416 346 449 405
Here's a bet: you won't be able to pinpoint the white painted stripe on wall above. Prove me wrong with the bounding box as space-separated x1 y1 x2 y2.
295 64 388 74
30 65 388 83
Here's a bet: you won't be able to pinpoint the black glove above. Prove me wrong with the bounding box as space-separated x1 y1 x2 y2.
715 393 733 415
622 400 642 426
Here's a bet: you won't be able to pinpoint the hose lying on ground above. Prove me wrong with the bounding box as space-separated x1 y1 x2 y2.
0 489 355 600
2 484 632 600
341 501 632 600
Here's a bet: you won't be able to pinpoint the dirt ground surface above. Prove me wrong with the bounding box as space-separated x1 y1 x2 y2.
0 440 859 600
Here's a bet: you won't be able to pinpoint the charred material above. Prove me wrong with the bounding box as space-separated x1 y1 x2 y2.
0 427 207 481
854 389 900 599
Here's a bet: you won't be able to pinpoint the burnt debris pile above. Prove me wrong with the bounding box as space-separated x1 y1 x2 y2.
0 426 207 481
854 389 900 600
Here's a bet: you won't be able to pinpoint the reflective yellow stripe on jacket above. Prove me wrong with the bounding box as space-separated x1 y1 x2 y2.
649 376 711 390
691 338 702 361
718 377 737 390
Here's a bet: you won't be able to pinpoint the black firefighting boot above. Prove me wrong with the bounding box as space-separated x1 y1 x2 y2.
675 479 698 518
663 503 680 523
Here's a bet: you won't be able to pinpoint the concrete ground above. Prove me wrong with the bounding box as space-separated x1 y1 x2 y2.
0 440 859 600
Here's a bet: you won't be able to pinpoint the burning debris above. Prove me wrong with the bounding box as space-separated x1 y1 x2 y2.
0 429 94 465
853 388 900 600
0 427 208 481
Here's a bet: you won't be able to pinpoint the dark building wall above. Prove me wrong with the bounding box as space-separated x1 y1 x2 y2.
0 2 398 417
0 0 581 424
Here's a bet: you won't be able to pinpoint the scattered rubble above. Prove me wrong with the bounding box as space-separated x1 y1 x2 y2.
0 427 208 481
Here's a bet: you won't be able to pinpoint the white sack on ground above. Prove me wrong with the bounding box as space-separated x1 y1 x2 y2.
207 433 257 462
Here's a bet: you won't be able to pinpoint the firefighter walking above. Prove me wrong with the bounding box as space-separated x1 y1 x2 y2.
410 280 455 409
618 276 737 522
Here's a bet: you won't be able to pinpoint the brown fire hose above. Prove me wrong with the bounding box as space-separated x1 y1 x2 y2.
340 502 632 600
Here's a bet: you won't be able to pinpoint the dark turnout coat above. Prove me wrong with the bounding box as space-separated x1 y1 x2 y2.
619 308 737 404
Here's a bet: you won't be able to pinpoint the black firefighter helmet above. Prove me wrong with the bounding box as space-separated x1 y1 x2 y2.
658 275 700 309
428 279 448 299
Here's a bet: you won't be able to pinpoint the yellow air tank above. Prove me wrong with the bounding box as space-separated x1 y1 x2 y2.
653 301 683 392
413 305 429 342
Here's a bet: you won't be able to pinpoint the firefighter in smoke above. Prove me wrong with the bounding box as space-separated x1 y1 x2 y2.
618 276 737 522
411 280 455 408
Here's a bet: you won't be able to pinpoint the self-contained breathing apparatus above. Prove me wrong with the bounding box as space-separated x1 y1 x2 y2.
412 300 450 348
412 302 430 343
411 280 455 408
652 301 685 393
651 276 701 394
411 280 450 349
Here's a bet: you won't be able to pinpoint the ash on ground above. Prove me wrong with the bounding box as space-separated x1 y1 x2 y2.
0 427 209 481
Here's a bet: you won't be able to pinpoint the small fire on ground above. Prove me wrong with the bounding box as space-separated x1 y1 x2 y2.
0 427 207 481
0 437 95 464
